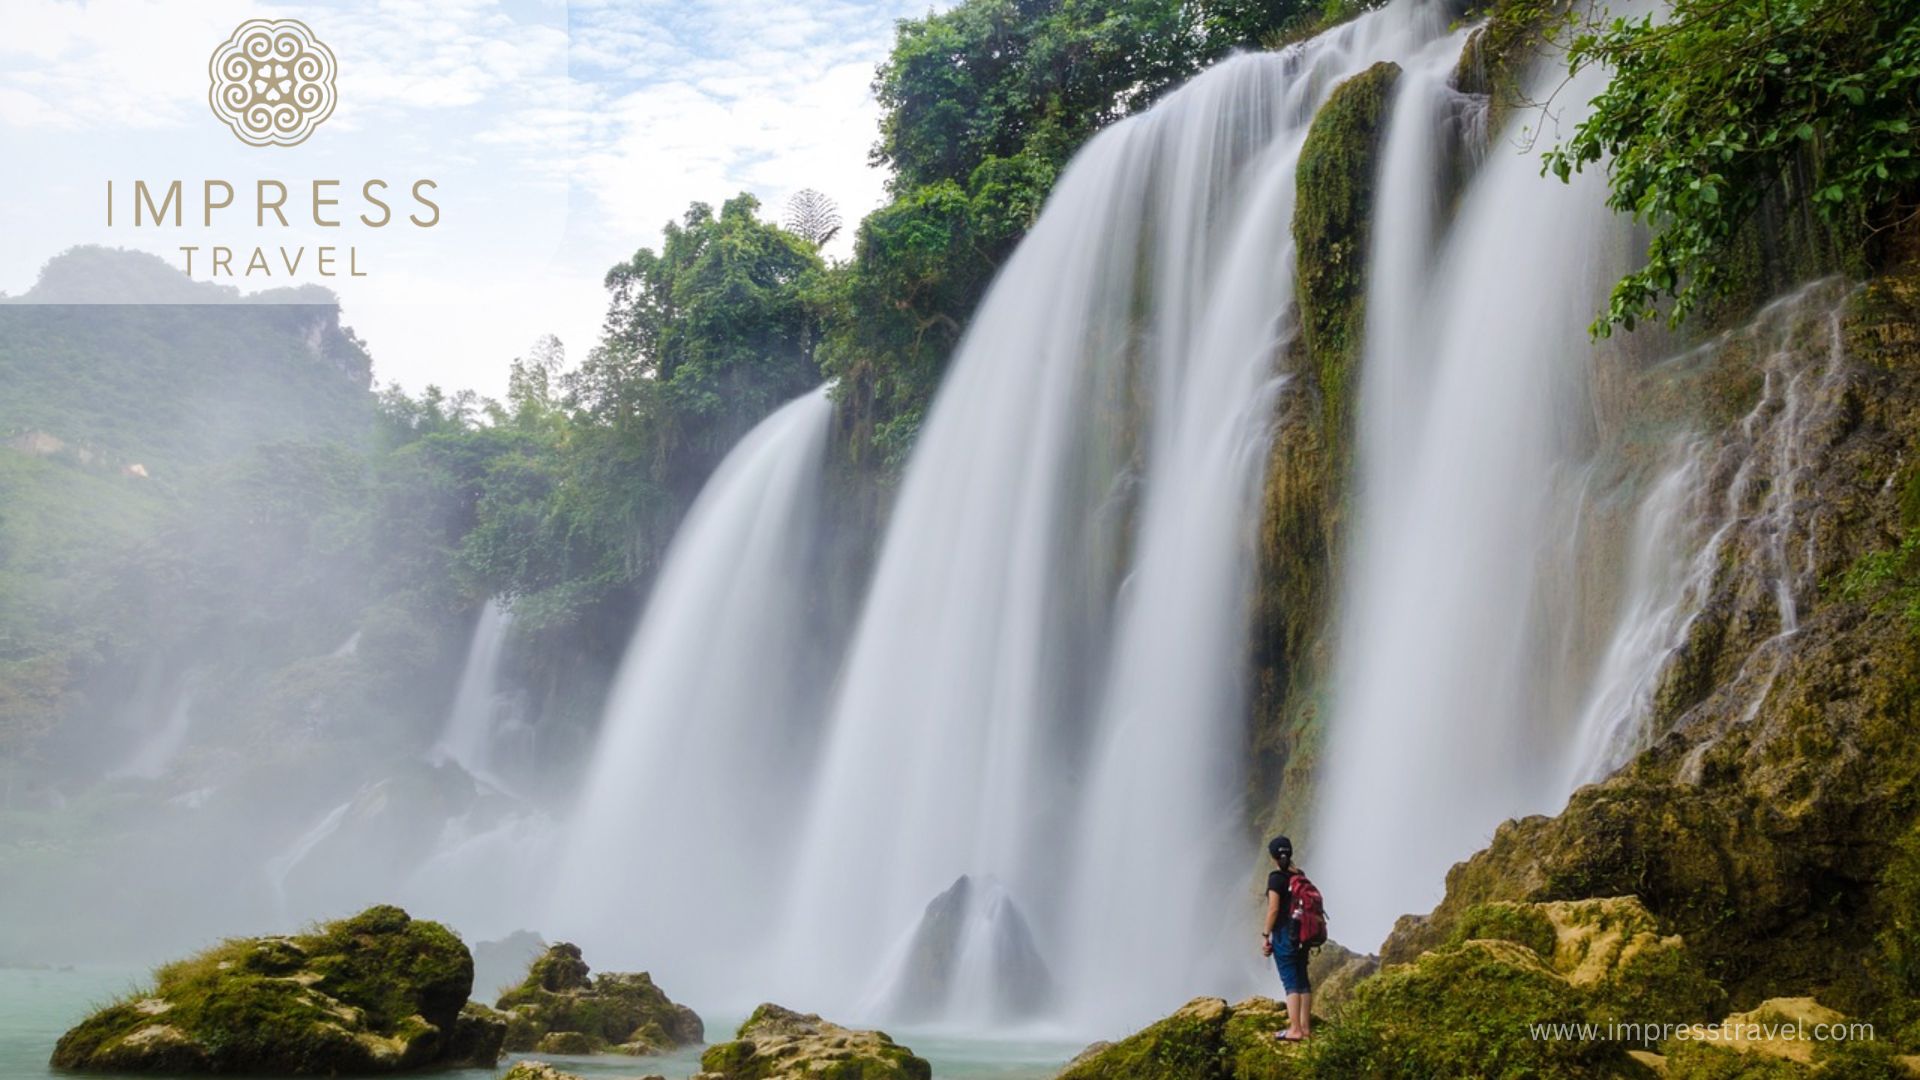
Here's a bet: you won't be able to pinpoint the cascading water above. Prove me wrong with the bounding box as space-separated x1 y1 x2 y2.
545 385 836 1002
432 599 518 789
1313 17 1635 947
776 2 1449 1032
542 0 1828 1033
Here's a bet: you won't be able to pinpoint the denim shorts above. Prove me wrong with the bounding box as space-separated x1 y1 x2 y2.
1270 927 1311 994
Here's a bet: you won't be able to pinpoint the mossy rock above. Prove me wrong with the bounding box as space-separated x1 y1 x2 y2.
696 1003 931 1080
49 904 479 1074
1659 997 1908 1079
1292 59 1400 460
1304 939 1626 1079
1249 62 1403 851
1056 996 1307 1080
444 1001 508 1067
495 943 702 1055
1304 942 1378 1009
503 1063 585 1080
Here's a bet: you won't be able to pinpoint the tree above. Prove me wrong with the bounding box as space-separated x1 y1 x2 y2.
785 189 843 249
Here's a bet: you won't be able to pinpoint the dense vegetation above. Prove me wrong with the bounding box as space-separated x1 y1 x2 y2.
1536 0 1920 333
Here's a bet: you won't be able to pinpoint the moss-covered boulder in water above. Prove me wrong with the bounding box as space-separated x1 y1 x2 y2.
1057 996 1304 1080
695 1002 931 1080
49 904 494 1073
496 942 702 1056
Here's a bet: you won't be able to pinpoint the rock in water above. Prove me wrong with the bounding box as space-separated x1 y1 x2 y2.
49 904 497 1073
696 1003 930 1080
871 874 1054 1023
503 1063 583 1080
495 942 702 1055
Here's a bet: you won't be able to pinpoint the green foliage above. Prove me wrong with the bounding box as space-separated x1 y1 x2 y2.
1837 529 1920 629
1540 0 1920 334
583 194 824 490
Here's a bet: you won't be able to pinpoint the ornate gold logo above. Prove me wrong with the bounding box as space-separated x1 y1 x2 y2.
207 19 337 148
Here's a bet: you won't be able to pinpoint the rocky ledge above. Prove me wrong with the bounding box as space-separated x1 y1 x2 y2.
1064 897 1915 1078
496 941 702 1056
696 1003 931 1080
49 904 503 1074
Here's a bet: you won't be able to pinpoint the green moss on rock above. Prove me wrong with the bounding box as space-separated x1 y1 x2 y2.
1308 938 1627 1079
1292 60 1400 458
496 943 702 1056
695 1003 931 1080
1057 996 1309 1080
1452 902 1561 960
1250 59 1402 850
49 904 485 1074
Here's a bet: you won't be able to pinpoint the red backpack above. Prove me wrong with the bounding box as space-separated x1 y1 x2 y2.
1289 871 1328 949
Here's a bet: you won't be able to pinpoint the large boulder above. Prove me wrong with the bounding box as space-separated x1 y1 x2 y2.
49 904 496 1073
495 942 702 1056
870 874 1054 1023
696 1003 930 1080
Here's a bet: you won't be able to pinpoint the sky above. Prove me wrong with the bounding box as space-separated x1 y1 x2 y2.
0 0 935 397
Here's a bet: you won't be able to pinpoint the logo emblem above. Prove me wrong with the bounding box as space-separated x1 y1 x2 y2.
208 19 337 147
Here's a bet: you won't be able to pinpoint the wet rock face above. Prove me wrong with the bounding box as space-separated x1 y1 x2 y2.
1378 270 1920 1016
495 942 703 1056
49 904 497 1074
872 874 1054 1023
695 1003 931 1080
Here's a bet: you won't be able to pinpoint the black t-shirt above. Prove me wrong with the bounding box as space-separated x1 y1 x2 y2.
1268 869 1294 926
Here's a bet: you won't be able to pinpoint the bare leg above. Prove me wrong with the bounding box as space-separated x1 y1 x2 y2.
1298 991 1313 1036
1285 992 1306 1039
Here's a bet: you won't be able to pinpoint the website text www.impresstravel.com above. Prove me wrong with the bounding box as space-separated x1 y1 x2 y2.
1529 1018 1876 1048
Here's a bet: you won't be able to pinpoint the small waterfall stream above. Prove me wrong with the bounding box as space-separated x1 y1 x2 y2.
431 599 518 789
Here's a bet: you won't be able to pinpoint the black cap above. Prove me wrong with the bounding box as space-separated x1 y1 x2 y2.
1268 835 1292 861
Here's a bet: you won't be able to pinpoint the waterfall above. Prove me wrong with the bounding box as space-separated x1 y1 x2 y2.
545 385 835 1003
1312 20 1632 947
775 1 1448 1031
432 599 517 787
110 678 197 781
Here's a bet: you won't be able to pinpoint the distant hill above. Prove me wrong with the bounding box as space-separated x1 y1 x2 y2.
0 247 374 477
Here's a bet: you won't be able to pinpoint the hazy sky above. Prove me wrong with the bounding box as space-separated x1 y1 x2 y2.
0 0 934 397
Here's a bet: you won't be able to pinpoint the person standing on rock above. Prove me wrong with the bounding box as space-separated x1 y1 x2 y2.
1262 835 1324 1041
